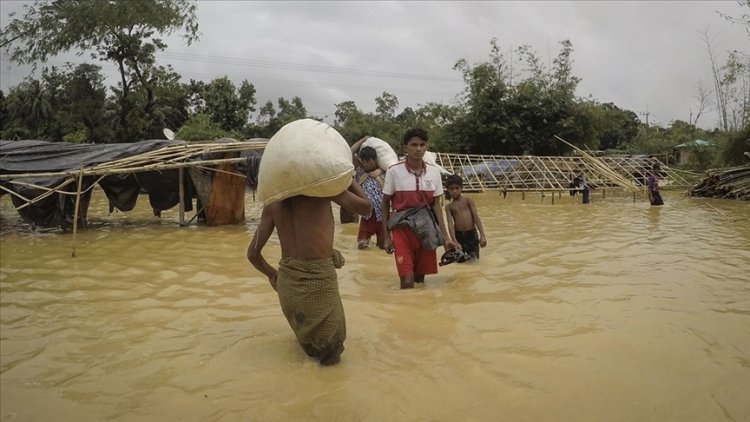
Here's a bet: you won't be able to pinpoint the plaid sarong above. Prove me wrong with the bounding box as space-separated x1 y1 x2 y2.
276 250 346 365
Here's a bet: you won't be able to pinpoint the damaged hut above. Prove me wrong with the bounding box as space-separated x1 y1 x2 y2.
0 138 266 230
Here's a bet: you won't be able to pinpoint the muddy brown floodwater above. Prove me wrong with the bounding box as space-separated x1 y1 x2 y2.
1 189 749 421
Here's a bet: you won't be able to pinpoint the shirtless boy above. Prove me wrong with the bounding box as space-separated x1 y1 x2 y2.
247 180 372 365
444 175 487 260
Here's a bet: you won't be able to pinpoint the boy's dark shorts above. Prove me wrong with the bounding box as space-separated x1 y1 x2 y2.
456 229 479 260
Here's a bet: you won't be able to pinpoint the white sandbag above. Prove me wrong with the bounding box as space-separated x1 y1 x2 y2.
424 150 452 175
362 137 399 171
257 119 353 204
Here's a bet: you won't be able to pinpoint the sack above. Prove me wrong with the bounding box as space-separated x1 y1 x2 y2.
363 137 399 171
257 119 354 204
424 151 451 175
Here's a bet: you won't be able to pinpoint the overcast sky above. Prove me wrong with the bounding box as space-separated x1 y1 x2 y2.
1 1 747 130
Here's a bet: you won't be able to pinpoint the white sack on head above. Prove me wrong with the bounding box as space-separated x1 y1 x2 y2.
424 151 452 175
257 118 354 204
362 137 399 171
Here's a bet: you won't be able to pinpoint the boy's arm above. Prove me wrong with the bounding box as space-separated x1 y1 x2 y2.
333 178 372 216
468 198 487 247
350 135 369 165
247 205 279 291
444 203 456 242
433 196 459 251
381 193 393 253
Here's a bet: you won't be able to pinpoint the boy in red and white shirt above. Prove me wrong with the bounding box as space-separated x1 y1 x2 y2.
381 128 458 289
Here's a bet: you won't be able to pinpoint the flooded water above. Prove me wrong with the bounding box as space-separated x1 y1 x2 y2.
1 188 749 421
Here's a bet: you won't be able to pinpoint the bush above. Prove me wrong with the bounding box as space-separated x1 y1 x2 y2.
713 126 750 167
176 113 240 142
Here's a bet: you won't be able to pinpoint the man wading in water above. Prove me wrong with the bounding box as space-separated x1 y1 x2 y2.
381 128 459 289
247 180 371 365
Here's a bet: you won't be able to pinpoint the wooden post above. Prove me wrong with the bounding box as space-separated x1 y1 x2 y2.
552 191 555 204
178 167 185 226
633 191 636 203
71 165 84 258
602 189 606 199
522 191 525 201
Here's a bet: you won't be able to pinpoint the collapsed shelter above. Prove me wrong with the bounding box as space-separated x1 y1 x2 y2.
0 139 266 230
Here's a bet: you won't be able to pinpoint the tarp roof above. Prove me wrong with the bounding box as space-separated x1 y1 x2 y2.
674 139 715 149
0 139 177 174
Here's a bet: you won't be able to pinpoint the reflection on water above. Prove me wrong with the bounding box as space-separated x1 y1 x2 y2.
1 189 749 421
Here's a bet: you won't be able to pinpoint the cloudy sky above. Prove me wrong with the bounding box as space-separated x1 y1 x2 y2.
1 1 747 130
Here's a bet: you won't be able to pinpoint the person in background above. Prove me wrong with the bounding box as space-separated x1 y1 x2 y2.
246 179 372 366
444 175 487 260
350 137 386 249
381 128 458 289
648 163 664 206
573 166 590 204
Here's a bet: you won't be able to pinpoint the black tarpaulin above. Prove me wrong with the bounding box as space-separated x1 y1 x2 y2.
0 139 198 229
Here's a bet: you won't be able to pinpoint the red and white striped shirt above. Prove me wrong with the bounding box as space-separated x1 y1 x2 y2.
383 161 444 212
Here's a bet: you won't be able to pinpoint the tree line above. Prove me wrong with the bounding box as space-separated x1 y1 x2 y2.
1 0 748 168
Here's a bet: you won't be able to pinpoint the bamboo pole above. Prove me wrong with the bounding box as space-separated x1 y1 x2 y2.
554 135 639 191
71 166 84 258
178 167 185 226
0 156 251 181
2 178 76 211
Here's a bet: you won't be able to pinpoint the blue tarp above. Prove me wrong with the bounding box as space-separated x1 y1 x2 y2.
462 159 519 176
674 139 714 149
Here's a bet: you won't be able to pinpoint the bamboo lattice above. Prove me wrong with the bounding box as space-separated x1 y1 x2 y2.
434 153 694 192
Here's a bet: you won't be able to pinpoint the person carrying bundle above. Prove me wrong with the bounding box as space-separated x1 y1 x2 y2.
247 119 372 365
351 136 387 249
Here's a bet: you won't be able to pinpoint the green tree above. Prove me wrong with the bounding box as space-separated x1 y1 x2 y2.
375 91 399 119
277 96 307 124
1 0 200 142
334 100 359 127
256 100 276 126
450 38 589 155
242 96 307 138
188 76 256 133
587 101 641 151
451 38 512 154
67 63 110 143
412 102 461 151
176 112 238 141
150 65 190 137
3 77 51 139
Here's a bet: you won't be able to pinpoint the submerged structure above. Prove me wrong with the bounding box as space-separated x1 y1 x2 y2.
433 152 694 193
0 139 266 230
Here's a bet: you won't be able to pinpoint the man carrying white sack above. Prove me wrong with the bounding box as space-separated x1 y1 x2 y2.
247 119 372 366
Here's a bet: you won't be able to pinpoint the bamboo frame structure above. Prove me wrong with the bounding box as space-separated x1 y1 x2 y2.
433 151 695 193
1 139 268 255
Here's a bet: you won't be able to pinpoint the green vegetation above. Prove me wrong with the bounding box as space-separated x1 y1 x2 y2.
1 0 748 170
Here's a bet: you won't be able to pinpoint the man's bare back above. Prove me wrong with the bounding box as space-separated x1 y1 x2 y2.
269 196 336 259
248 181 372 290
